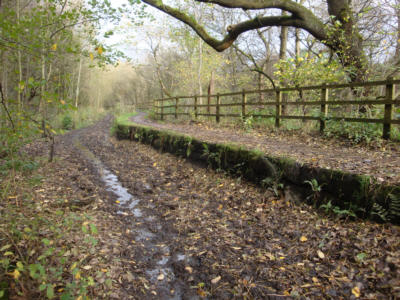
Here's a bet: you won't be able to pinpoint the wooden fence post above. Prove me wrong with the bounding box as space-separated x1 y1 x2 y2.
175 97 178 119
194 96 198 119
320 84 329 133
216 93 220 123
275 90 282 128
383 77 395 139
160 99 164 121
242 89 247 118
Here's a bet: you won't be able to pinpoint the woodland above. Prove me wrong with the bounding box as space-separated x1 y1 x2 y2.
0 0 400 299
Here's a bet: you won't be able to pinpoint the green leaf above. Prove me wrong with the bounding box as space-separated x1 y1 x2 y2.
60 292 72 300
88 276 95 286
90 224 98 235
105 278 112 288
0 244 12 252
356 252 367 262
46 285 54 299
39 283 47 291
16 261 24 271
42 238 51 246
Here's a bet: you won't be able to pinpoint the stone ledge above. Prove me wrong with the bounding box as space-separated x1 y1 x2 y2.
115 121 400 224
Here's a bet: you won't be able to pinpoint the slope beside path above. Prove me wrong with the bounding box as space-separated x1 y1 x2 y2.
131 113 400 185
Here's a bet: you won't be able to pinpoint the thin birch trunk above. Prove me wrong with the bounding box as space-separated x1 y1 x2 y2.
75 55 82 108
17 0 23 110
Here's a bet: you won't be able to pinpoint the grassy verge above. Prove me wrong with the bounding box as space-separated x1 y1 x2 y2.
0 157 114 299
110 112 138 136
114 112 138 126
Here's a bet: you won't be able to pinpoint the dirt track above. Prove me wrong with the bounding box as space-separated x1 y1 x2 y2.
28 116 400 299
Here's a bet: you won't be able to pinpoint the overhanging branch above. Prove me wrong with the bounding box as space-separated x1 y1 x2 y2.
142 0 327 52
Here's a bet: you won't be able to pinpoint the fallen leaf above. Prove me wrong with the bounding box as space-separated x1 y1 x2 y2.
211 276 221 284
197 289 206 297
157 273 165 281
300 236 308 242
317 250 325 259
185 266 193 274
11 269 20 280
352 286 361 298
75 271 81 280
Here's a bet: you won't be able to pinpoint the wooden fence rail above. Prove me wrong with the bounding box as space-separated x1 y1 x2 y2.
153 78 400 139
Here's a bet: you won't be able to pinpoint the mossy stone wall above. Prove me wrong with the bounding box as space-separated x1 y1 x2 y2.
116 123 400 224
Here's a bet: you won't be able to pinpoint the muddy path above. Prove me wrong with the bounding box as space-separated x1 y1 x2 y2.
44 116 399 299
53 116 196 299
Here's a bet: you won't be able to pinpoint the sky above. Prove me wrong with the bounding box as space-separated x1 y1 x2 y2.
98 0 167 62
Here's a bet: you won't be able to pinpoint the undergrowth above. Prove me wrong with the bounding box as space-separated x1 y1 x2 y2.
55 107 107 132
0 157 112 299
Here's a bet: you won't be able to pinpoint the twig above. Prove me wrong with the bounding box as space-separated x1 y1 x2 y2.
0 228 24 261
0 83 15 131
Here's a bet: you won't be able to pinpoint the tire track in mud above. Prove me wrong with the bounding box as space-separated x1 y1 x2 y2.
54 115 400 299
58 116 197 299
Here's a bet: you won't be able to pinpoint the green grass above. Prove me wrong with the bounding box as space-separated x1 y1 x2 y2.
115 111 138 126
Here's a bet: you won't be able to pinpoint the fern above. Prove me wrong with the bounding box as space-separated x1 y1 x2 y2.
388 193 400 222
371 202 389 222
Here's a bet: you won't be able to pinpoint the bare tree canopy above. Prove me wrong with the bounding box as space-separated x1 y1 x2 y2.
141 0 367 81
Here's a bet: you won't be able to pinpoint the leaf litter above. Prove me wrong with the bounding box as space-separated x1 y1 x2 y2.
3 115 398 299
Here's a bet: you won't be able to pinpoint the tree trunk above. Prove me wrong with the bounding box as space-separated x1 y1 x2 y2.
75 55 82 108
327 0 366 82
197 38 203 104
295 0 305 61
207 70 214 114
395 0 400 59
279 11 288 115
17 0 23 110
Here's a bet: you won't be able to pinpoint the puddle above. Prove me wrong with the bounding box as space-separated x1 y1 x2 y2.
146 267 175 282
176 254 186 261
134 229 156 242
75 139 184 299
158 256 170 265
133 208 143 217
101 169 132 204
100 168 144 218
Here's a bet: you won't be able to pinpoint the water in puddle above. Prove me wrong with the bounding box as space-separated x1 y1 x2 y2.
100 168 143 217
158 256 170 265
176 254 186 261
135 229 156 242
77 140 183 299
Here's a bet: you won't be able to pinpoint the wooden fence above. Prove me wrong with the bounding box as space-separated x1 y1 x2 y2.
153 77 400 139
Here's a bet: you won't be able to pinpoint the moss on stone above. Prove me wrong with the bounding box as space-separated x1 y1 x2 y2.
114 119 400 224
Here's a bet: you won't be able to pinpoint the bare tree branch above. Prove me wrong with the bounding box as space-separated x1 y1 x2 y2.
142 0 327 52
0 83 15 131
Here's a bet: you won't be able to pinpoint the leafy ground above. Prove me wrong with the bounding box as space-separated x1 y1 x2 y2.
1 116 399 299
135 114 400 185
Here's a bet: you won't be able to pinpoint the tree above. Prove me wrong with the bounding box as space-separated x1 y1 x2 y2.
140 0 368 82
